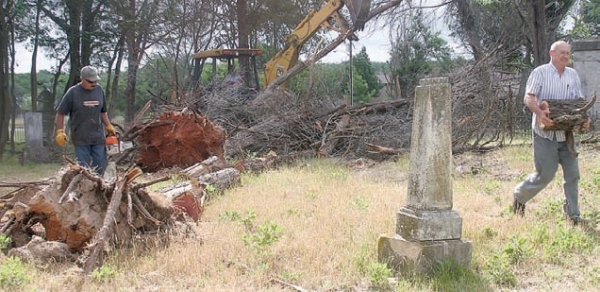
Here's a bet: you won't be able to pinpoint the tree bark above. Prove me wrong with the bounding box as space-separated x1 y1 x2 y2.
528 0 548 66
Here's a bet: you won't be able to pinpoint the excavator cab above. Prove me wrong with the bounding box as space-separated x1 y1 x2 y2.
189 48 263 90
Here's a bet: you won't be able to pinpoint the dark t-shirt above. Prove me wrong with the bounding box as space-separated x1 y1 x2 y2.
56 83 107 146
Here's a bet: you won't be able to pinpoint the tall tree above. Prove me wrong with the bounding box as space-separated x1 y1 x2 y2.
569 0 600 38
388 9 451 100
0 1 12 158
108 0 177 124
40 0 109 94
529 0 549 66
448 0 575 66
353 46 381 96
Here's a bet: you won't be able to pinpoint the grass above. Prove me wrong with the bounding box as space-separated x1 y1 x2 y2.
1 143 600 291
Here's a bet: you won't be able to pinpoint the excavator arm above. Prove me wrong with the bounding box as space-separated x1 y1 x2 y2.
263 0 371 88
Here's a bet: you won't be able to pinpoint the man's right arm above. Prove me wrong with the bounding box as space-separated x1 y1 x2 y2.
55 113 65 130
525 93 553 128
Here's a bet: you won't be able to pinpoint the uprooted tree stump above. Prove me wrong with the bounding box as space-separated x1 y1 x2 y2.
128 110 226 172
0 164 179 272
0 154 245 274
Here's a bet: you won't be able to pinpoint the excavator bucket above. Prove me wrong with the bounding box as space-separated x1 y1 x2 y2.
343 0 372 30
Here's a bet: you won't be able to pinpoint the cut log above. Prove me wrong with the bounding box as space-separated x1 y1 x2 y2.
181 156 228 177
161 168 241 197
541 93 596 131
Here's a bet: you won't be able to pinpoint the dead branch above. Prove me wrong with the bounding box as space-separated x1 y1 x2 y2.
83 167 143 274
58 173 83 204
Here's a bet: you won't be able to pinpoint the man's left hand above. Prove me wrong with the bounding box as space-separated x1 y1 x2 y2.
581 117 592 132
105 124 117 136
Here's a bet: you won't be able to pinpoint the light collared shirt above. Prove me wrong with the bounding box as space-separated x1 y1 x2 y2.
526 62 583 141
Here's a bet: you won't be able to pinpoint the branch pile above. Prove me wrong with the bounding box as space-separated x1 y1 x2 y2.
194 89 413 160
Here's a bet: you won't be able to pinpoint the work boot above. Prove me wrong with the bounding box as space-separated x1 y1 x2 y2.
513 198 525 217
563 202 589 227
568 216 581 226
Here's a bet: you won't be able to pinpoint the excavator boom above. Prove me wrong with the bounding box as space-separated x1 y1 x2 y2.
263 0 371 88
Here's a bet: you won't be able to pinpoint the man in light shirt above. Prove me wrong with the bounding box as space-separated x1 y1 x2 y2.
512 40 591 225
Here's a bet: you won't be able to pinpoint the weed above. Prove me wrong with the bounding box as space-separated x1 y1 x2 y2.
330 168 349 180
482 234 530 287
221 209 259 232
588 266 600 285
239 210 257 231
493 195 502 203
91 265 117 281
279 270 303 283
205 183 217 194
582 209 600 225
531 224 550 245
365 262 394 290
304 191 319 199
286 208 301 216
352 244 373 273
351 196 370 211
484 252 517 287
535 199 563 220
430 259 487 291
219 210 241 221
0 257 30 289
503 234 532 265
482 227 497 238
0 235 12 250
242 220 283 256
548 228 595 254
483 180 501 194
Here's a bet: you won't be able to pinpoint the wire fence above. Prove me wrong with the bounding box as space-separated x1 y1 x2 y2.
10 126 26 143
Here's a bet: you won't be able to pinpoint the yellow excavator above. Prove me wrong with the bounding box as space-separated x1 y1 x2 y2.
190 0 371 89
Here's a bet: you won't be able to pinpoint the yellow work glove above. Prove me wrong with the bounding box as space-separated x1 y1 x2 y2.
55 129 68 147
105 124 117 136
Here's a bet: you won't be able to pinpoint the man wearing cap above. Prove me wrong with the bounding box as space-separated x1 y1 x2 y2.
55 65 116 176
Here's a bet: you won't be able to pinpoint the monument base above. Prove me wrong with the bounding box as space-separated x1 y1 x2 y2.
377 233 472 274
397 207 463 241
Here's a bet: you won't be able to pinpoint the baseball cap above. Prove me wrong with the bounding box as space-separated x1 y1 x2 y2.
81 66 100 82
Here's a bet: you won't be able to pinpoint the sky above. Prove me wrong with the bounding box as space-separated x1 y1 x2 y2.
321 0 451 63
14 1 449 73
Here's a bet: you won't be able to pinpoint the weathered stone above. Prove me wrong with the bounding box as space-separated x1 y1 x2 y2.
396 207 463 241
378 234 473 274
572 38 600 116
378 77 472 274
406 77 453 210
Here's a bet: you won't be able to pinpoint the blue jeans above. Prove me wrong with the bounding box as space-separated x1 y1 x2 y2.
74 144 107 176
514 133 580 219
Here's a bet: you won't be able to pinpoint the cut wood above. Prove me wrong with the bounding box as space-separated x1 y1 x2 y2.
541 93 596 131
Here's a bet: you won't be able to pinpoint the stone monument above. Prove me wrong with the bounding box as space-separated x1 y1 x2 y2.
377 77 472 273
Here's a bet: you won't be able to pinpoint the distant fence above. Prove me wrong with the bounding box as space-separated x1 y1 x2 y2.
7 116 124 143
10 125 26 143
